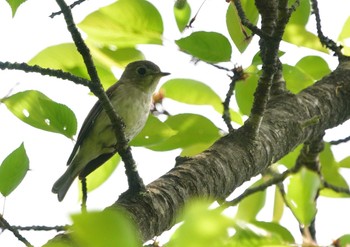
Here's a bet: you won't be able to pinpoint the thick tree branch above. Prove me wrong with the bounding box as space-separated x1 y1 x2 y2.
109 59 350 241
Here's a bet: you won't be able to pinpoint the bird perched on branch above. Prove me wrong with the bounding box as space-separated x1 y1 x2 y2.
52 60 170 201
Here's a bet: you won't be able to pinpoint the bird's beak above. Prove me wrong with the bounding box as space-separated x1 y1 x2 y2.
160 72 171 77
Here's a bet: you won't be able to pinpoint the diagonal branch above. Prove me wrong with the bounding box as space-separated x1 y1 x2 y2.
109 61 350 241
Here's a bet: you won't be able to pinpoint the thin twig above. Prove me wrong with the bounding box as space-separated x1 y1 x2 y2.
0 214 34 247
310 0 343 56
0 61 90 87
329 135 350 145
222 66 245 132
12 225 68 232
233 0 269 39
50 0 86 18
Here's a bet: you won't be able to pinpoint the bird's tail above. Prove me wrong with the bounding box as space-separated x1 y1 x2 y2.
52 165 78 202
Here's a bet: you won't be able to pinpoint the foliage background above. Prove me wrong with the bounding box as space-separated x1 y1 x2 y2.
0 0 350 246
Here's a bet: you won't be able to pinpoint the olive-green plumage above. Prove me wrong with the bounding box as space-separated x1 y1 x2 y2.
52 60 169 201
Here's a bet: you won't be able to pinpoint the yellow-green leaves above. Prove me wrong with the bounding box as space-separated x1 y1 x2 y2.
174 0 191 32
5 0 26 17
176 31 232 63
71 210 141 247
226 0 258 53
131 115 177 147
285 168 321 226
78 0 164 47
0 143 29 197
162 79 242 124
2 90 77 138
283 0 327 52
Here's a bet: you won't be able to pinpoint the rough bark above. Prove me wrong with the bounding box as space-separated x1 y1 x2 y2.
108 58 350 241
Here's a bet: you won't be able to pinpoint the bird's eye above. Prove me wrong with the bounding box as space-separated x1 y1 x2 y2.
136 67 147 75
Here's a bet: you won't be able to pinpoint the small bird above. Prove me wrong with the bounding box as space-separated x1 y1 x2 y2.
52 60 170 201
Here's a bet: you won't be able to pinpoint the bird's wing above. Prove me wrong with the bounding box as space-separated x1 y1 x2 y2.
67 83 120 165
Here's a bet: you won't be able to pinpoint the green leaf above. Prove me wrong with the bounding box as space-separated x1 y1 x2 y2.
80 154 121 196
235 178 266 222
130 115 177 147
0 143 29 196
6 0 26 17
2 90 77 138
71 210 141 247
226 0 258 53
230 223 292 247
235 67 258 116
319 143 349 197
277 145 302 169
285 167 321 226
287 0 310 26
29 43 140 89
273 186 285 222
295 56 331 81
161 78 242 124
78 0 163 47
338 234 350 246
175 31 232 63
174 1 191 32
283 25 327 53
338 16 350 41
149 114 220 155
252 221 295 243
339 156 350 168
283 64 314 93
168 200 231 247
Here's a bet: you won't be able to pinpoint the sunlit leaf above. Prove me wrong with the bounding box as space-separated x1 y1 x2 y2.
162 78 242 124
283 25 327 53
295 56 331 81
168 200 232 247
226 0 258 53
285 167 321 226
231 222 292 247
235 67 259 116
80 154 121 196
149 114 220 154
252 221 295 243
339 156 350 168
174 1 191 32
6 0 26 17
283 64 314 93
29 43 144 89
273 186 284 222
78 0 163 47
0 143 29 197
277 145 302 169
319 143 349 197
2 90 77 138
71 210 140 247
338 16 350 41
236 178 266 221
130 115 177 147
176 31 232 63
